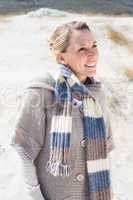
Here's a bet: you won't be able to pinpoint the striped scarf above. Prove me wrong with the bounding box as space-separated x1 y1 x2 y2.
46 64 111 199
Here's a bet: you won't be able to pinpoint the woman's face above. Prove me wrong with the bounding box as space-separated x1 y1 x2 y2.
59 29 99 83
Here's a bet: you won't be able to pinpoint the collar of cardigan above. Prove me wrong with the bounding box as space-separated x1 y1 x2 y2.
26 69 102 93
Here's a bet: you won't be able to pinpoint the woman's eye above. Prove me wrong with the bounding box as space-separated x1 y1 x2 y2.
93 44 97 48
78 44 97 53
78 47 86 52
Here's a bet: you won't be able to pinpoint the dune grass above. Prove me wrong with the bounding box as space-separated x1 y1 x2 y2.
121 67 133 80
106 26 133 53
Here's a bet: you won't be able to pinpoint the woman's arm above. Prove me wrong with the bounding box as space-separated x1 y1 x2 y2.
99 85 115 153
13 145 45 200
11 87 47 200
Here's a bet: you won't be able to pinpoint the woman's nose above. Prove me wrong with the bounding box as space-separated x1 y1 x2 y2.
86 48 99 58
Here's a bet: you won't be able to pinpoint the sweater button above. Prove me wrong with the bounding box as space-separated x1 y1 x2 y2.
80 139 86 147
76 173 85 182
72 98 82 107
72 101 77 107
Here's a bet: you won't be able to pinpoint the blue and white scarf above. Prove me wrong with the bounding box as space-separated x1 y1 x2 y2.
46 64 111 199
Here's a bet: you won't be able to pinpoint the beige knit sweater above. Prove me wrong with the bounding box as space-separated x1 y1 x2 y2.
11 73 115 200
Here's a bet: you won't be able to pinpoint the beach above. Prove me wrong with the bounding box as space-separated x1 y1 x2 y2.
0 4 133 200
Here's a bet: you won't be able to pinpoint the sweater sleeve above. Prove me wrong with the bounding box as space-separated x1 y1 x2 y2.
11 87 47 199
13 145 46 200
105 109 115 153
11 87 46 161
99 86 115 153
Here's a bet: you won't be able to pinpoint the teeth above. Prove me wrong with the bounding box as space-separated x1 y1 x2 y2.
85 64 96 67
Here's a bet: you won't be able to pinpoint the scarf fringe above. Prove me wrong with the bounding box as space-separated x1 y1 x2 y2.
45 161 72 176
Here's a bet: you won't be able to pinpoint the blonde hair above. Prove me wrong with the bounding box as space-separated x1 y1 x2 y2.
48 21 91 60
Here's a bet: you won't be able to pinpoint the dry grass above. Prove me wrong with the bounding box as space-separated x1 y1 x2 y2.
106 26 133 53
0 16 11 22
121 67 133 80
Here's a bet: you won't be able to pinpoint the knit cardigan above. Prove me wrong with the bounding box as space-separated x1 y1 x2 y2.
11 72 115 200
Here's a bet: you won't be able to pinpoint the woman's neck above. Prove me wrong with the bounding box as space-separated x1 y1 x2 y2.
76 74 88 84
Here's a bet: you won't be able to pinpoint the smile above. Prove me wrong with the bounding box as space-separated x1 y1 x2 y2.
85 64 96 68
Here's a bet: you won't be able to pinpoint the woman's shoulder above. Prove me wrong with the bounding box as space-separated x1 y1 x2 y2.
18 72 56 110
26 71 56 91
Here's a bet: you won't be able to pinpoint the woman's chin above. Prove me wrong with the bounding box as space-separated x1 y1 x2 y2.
86 71 96 77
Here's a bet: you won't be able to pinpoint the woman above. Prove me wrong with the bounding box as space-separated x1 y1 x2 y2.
11 21 115 200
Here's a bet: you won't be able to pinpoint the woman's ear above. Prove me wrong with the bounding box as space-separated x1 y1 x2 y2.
56 53 66 64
